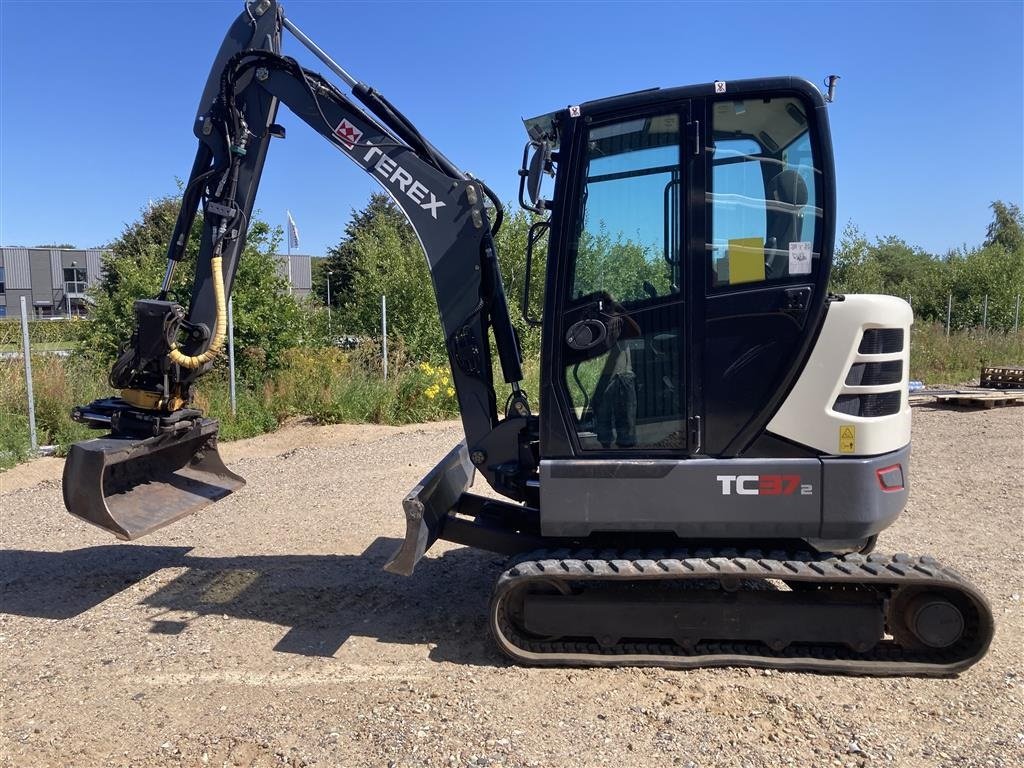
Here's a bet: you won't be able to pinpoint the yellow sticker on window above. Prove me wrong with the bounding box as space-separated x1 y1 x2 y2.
727 237 766 284
839 424 856 454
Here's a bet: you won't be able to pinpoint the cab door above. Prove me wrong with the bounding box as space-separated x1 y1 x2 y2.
545 105 697 457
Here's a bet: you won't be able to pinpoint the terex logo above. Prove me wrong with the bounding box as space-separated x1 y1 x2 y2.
333 119 363 150
716 474 814 496
343 137 446 220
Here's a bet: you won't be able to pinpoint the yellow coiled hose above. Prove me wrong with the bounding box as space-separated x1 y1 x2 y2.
168 254 227 369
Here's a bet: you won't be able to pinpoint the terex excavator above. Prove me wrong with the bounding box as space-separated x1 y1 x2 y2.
64 0 993 675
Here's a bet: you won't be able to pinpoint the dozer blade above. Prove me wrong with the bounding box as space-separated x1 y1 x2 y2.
62 418 244 540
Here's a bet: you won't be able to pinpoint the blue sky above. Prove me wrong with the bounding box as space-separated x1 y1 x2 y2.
1 1 1021 257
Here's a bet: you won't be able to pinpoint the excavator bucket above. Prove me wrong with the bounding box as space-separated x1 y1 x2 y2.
62 419 244 541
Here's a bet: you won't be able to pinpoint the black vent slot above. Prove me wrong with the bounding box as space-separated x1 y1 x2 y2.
833 392 902 417
858 328 904 354
845 360 903 386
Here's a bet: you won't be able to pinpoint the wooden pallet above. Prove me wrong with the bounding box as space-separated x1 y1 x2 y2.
932 392 1024 409
981 366 1024 389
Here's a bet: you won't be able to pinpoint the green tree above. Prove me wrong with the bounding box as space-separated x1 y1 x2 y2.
327 194 549 368
315 193 396 309
337 196 442 359
492 206 546 363
78 195 304 380
984 201 1024 254
833 203 1024 331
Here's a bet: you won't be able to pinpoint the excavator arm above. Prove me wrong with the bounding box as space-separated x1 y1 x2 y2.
64 0 529 542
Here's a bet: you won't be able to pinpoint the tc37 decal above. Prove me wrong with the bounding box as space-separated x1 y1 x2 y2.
716 475 814 496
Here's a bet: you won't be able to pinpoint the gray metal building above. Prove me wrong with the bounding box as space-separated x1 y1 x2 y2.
275 253 312 299
0 247 313 317
0 248 104 318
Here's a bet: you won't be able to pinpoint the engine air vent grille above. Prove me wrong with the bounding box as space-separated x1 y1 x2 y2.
833 392 902 418
858 328 904 354
845 360 903 386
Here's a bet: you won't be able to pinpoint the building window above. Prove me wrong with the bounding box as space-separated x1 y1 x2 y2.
63 266 87 295
0 266 5 294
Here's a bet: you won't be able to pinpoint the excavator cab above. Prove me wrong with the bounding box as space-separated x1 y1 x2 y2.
534 88 833 463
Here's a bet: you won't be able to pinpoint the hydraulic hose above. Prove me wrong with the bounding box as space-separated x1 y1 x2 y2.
168 254 227 369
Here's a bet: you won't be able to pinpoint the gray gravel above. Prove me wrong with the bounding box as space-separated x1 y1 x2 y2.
1 408 1022 768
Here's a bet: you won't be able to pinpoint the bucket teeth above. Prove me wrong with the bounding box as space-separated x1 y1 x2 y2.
62 418 244 540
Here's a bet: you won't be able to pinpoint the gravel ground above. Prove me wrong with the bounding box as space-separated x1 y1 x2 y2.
1 407 1022 768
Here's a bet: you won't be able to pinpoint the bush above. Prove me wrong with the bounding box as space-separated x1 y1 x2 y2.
76 196 306 381
0 319 86 348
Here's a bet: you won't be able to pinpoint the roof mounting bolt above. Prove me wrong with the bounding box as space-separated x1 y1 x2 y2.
248 0 271 16
470 450 487 467
201 117 213 136
256 67 269 82
466 185 478 205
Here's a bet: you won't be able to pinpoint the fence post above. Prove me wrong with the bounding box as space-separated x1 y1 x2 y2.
227 297 237 417
19 296 38 453
946 293 952 337
982 294 988 332
381 294 388 381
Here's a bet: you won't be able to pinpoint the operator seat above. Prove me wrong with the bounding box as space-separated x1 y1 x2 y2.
764 169 808 279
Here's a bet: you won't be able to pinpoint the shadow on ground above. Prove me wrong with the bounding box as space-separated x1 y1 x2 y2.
0 538 507 665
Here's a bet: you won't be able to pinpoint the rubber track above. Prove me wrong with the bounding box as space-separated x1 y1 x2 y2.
490 549 994 676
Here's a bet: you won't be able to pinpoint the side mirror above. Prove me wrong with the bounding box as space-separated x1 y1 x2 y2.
527 141 548 203
518 140 553 214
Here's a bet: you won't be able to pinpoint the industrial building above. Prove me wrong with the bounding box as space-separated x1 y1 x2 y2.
0 247 312 318
274 253 312 298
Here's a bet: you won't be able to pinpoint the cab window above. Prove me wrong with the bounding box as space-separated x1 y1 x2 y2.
707 96 822 289
572 114 681 305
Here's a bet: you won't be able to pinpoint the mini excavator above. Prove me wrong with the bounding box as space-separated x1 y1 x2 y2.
63 0 993 674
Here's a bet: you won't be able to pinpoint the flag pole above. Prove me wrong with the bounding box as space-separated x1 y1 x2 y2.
286 210 293 295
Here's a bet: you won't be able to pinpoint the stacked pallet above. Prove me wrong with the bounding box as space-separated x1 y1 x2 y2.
930 392 1024 409
980 366 1024 389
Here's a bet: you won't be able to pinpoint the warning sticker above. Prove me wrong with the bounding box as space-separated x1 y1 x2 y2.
789 241 813 275
839 424 856 454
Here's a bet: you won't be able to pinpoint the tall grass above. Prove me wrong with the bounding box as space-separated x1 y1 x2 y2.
192 346 463 442
911 322 1024 385
0 346 464 469
0 354 108 469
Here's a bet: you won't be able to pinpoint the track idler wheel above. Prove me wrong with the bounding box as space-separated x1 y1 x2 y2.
889 589 967 650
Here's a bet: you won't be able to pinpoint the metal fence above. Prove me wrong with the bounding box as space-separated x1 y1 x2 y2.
906 293 1022 335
